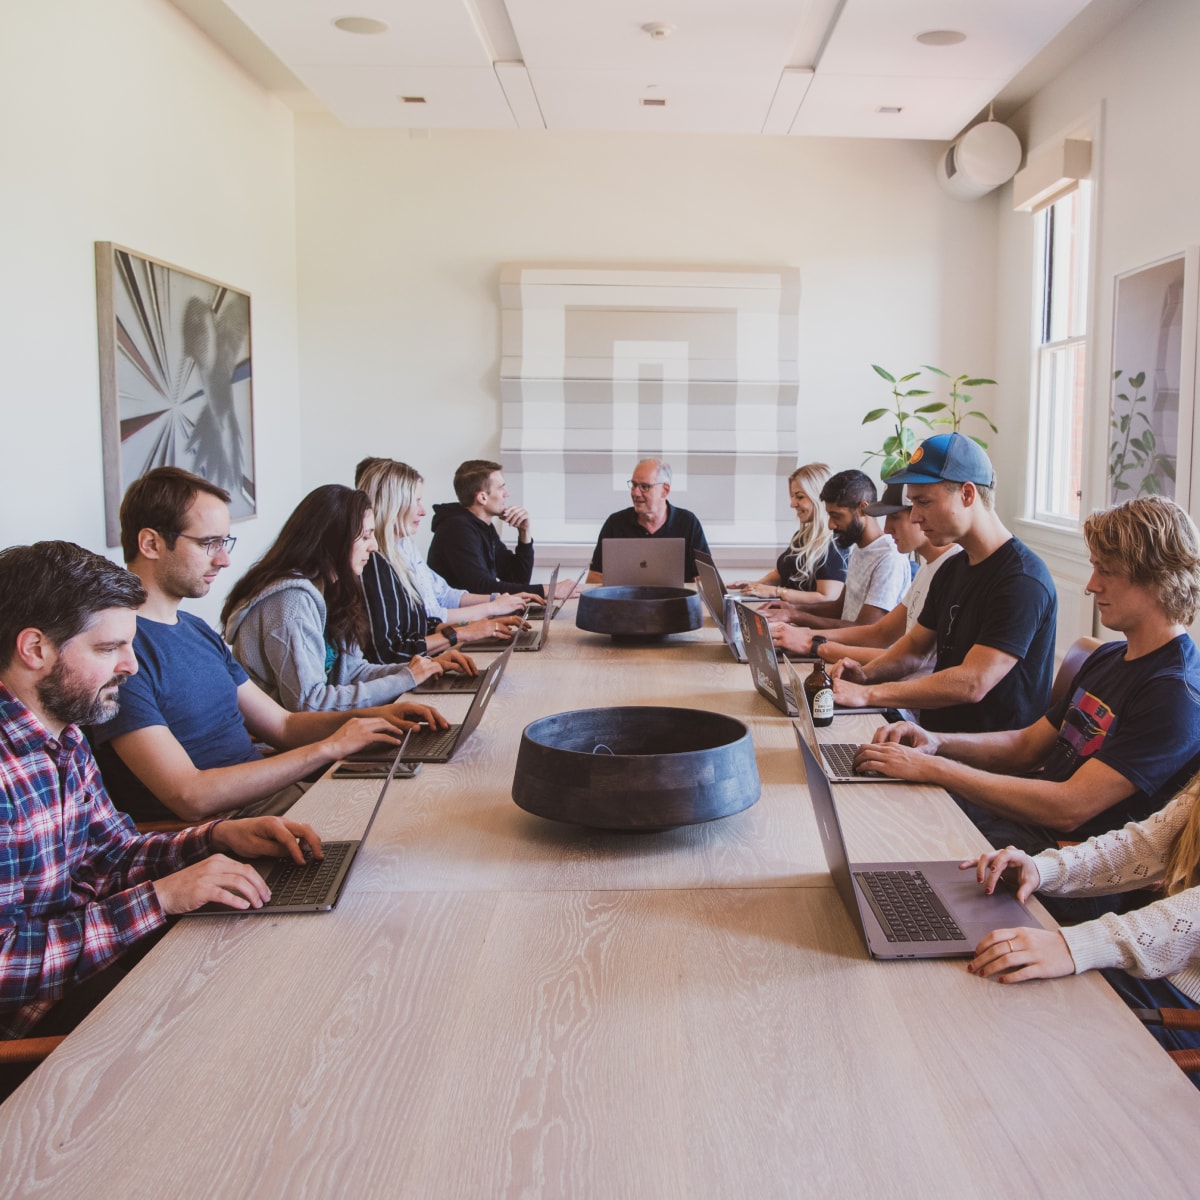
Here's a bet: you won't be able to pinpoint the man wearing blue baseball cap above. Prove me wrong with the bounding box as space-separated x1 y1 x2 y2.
829 432 1056 734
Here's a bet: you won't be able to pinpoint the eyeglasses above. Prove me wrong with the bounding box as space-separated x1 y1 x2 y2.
627 480 661 492
171 532 237 556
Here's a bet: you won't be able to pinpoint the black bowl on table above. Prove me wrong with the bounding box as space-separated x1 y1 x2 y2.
512 706 760 831
575 585 703 641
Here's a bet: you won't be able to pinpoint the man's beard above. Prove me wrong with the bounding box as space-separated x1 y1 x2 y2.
36 661 128 727
834 516 865 549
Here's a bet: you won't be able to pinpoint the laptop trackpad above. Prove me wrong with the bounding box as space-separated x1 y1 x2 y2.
919 859 1042 944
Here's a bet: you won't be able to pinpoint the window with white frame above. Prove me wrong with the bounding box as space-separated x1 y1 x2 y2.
1030 181 1091 525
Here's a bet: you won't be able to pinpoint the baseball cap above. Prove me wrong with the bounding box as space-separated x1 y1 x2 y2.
884 432 996 488
865 482 908 516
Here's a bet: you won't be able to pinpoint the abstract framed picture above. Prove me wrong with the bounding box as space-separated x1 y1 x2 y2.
96 243 256 547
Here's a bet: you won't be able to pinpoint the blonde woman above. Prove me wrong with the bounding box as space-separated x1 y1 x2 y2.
731 463 847 604
965 783 1200 1074
356 458 526 662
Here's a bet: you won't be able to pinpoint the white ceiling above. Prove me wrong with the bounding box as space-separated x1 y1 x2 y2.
171 0 1139 141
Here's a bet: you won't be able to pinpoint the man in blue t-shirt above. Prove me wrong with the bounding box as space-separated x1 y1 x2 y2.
91 468 447 824
829 434 1057 733
854 496 1200 860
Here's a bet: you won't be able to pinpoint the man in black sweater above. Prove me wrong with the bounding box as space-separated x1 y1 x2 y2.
428 460 569 599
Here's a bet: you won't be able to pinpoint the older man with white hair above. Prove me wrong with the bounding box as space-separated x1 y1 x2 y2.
587 458 711 583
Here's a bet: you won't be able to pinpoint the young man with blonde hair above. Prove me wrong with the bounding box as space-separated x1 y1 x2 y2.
855 495 1200 868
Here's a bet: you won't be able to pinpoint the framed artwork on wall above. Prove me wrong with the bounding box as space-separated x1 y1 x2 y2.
95 242 256 547
1107 247 1198 507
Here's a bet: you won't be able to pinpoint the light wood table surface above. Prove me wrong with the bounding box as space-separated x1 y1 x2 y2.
4 605 1200 1197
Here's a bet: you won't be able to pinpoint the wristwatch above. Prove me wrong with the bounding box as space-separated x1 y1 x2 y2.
443 626 458 647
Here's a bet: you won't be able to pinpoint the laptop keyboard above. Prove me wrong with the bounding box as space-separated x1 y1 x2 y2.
266 841 353 907
821 743 863 777
416 673 479 693
405 723 462 759
854 870 964 943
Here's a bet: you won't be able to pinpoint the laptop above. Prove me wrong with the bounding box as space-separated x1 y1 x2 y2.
795 728 1039 958
603 538 685 587
464 564 562 654
693 549 771 606
184 734 410 915
694 552 749 663
523 565 587 619
734 601 888 718
791 690 914 785
402 642 513 762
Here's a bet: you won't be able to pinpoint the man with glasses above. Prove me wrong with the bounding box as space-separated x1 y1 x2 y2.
587 458 710 583
91 468 442 825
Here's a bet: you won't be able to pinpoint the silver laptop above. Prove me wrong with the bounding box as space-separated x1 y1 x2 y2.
603 538 685 587
734 601 888 719
791 689 915 784
796 728 1039 958
694 552 748 662
693 549 771 606
403 642 512 762
461 565 562 655
184 733 410 915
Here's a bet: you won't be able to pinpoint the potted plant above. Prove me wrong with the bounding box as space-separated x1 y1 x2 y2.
861 365 938 479
918 366 997 447
1109 368 1176 499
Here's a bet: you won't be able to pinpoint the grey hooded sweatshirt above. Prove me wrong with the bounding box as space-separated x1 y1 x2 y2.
224 576 416 712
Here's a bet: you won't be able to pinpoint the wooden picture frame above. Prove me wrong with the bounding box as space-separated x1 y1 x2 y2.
96 242 256 547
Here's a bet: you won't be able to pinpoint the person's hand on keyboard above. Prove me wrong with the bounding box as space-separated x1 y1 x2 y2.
852 740 938 783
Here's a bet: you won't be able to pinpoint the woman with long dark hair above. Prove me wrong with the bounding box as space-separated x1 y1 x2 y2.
222 484 465 710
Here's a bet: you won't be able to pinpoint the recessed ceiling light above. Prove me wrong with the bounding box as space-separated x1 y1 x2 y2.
915 30 966 47
400 96 427 104
333 16 388 35
876 106 903 115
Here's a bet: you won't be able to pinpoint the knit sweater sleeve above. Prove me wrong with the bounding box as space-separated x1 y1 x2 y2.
1033 792 1200 986
233 586 415 712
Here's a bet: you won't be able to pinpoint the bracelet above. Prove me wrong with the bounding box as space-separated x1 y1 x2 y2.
490 592 499 603
443 626 458 647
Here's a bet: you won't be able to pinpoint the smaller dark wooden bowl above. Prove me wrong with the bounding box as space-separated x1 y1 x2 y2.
512 706 760 831
576 586 703 640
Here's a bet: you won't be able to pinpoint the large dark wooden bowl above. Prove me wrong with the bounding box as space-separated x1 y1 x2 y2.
512 706 760 831
575 586 703 641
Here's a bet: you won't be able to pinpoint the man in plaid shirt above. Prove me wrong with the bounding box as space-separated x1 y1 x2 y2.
0 541 322 1049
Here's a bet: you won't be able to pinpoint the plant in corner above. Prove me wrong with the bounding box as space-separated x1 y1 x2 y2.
862 365 940 479
1109 369 1176 498
918 366 998 447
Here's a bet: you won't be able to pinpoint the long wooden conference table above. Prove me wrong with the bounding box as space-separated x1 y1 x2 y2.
3 601 1199 1197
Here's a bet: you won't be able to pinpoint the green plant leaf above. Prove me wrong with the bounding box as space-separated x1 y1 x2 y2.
1143 475 1161 495
1130 371 1146 388
900 427 917 449
901 389 932 397
882 434 901 453
961 378 996 388
1144 430 1156 451
1113 480 1131 491
871 364 896 383
1113 369 1124 381
921 364 950 377
914 402 946 413
898 371 922 383
861 408 890 424
1161 458 1177 481
1119 414 1130 432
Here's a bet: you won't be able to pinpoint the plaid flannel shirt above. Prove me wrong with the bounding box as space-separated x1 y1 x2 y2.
1 682 215 1038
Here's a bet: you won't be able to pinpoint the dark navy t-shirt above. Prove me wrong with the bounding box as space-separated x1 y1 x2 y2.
775 541 850 591
1037 635 1200 839
917 537 1057 733
91 612 262 821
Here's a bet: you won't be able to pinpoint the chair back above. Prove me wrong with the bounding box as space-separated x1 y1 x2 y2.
1050 636 1103 710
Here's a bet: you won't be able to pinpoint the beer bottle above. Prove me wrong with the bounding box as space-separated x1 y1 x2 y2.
805 637 834 727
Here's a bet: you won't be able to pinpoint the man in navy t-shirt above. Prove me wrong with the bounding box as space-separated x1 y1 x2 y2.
830 434 1056 733
855 496 1200 859
91 468 447 824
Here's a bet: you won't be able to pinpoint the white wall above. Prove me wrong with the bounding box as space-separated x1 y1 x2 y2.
993 0 1200 647
294 121 1000 561
0 0 300 624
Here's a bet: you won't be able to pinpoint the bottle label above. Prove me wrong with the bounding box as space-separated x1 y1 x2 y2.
811 688 834 720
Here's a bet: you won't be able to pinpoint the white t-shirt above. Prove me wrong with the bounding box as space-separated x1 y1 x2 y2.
841 534 911 623
902 544 962 673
